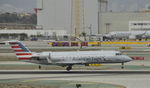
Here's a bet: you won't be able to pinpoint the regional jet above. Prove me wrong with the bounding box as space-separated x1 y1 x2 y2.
104 31 147 40
8 40 132 71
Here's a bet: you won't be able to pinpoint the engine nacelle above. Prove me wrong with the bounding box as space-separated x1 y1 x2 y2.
31 53 48 61
129 35 136 39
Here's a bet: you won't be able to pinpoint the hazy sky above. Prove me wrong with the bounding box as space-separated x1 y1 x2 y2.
0 0 150 13
0 0 36 13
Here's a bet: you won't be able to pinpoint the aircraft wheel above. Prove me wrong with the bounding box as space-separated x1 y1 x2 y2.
121 62 124 69
66 66 72 71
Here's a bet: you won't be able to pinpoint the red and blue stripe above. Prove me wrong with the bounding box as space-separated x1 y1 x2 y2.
9 41 32 60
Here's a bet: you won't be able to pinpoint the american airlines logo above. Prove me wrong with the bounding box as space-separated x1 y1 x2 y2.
73 56 106 62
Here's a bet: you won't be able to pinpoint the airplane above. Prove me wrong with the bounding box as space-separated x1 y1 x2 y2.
8 40 132 71
104 31 147 40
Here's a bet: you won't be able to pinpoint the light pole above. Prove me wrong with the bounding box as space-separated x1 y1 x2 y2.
89 24 92 41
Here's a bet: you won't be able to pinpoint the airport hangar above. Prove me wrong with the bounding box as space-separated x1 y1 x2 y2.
99 12 150 35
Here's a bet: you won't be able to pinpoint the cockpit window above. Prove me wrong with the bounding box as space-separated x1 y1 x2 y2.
116 53 122 55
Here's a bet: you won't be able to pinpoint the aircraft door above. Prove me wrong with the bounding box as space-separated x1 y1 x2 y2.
46 53 52 63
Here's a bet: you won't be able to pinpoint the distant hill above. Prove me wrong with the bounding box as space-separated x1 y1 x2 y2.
0 12 37 24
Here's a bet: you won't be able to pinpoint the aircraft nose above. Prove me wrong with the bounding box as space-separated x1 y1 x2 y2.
124 56 132 62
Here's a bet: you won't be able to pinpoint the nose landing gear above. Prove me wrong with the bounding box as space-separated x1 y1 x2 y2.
66 65 72 71
121 62 124 69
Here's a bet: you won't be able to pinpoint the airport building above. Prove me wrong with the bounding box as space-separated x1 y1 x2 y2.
1 0 150 41
98 0 150 35
99 12 150 34
0 0 68 41
36 0 69 30
0 29 67 41
36 0 150 36
129 21 150 31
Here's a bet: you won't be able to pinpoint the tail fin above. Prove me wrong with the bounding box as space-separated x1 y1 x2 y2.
8 40 32 60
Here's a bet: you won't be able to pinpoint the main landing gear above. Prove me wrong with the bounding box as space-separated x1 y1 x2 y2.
66 65 72 71
121 62 124 69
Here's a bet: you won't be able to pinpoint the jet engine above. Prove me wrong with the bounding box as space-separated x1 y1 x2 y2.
129 35 136 39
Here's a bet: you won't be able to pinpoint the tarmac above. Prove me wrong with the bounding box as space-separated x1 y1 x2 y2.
0 76 125 88
0 61 150 70
0 43 150 88
0 61 149 88
0 70 149 88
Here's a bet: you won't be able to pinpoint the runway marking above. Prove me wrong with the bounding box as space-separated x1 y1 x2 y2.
22 79 42 82
68 81 126 88
70 82 97 84
0 70 150 74
0 78 126 88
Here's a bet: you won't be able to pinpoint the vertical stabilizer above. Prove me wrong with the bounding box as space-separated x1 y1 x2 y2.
8 40 32 60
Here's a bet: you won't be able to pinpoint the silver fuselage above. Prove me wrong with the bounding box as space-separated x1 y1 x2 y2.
30 51 132 65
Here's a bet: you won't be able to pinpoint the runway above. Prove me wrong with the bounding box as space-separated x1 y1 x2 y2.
0 70 150 74
1 42 150 88
0 70 149 88
0 62 149 88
